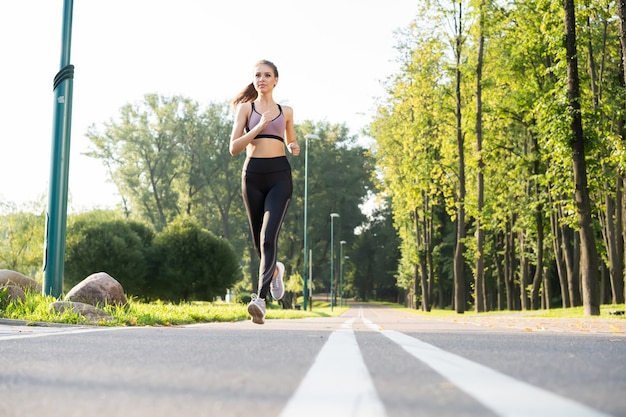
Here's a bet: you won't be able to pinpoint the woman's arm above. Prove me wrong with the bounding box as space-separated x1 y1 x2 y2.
229 103 270 156
283 106 300 156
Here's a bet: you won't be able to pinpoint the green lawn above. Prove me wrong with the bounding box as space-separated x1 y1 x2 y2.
0 291 349 326
374 300 626 319
0 290 622 327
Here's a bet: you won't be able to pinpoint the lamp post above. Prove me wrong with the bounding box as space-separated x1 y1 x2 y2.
43 0 75 297
340 240 346 307
330 213 340 310
303 134 319 311
343 256 350 306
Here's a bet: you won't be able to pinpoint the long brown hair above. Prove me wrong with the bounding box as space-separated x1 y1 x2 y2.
231 60 279 111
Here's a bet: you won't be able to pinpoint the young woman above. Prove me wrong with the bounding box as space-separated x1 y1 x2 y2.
229 60 300 324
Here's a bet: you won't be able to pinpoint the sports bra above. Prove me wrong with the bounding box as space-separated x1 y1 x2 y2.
246 102 285 142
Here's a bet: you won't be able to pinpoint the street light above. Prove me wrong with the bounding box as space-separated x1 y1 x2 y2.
303 133 319 311
330 213 340 311
43 0 75 297
340 240 346 307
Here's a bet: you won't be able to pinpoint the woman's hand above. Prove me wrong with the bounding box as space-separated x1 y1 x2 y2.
258 110 273 130
287 142 300 156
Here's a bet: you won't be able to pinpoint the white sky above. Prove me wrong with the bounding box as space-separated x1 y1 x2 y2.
0 0 417 212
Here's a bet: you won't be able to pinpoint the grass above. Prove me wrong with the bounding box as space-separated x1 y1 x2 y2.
373 300 626 319
0 290 622 327
0 290 349 327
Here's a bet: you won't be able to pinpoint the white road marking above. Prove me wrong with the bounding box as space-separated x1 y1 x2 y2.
381 329 612 417
279 318 386 417
0 326 127 341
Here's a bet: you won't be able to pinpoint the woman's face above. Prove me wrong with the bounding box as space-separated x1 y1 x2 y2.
254 63 277 93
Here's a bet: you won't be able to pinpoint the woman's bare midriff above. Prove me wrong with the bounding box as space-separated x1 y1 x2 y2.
246 138 287 158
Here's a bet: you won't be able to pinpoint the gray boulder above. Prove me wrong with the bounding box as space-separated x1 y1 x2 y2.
64 272 128 306
0 269 41 292
50 301 113 322
0 285 26 304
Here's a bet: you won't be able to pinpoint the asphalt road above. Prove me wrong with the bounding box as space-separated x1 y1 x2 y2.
0 304 624 417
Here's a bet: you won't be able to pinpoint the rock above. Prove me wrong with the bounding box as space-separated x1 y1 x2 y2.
0 270 41 292
49 301 113 321
0 285 26 304
64 272 127 306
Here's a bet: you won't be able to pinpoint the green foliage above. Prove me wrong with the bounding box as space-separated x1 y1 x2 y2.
64 213 151 296
370 0 626 313
0 289 345 326
0 202 45 279
149 216 241 302
350 203 401 302
0 286 9 310
286 121 375 295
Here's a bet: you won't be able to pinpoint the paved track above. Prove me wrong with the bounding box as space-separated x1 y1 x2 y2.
1 304 624 417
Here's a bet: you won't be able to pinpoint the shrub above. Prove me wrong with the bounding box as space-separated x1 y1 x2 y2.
149 216 241 302
64 217 151 297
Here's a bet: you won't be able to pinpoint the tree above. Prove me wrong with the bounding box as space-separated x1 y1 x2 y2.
86 95 245 236
282 122 374 300
149 216 240 302
619 0 626 313
563 0 601 315
473 0 486 312
351 203 401 302
65 212 152 297
0 202 45 279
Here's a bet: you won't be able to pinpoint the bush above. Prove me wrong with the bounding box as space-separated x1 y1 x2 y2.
65 216 151 297
149 216 241 302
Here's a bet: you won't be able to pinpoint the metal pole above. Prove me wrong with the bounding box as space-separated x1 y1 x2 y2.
330 213 339 310
308 248 313 311
340 241 346 307
43 0 75 297
303 134 319 311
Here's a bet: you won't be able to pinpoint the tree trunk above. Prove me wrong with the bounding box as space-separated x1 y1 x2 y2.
617 0 626 312
519 231 530 310
504 220 516 310
412 263 419 310
426 197 435 310
493 232 505 311
563 0 600 315
549 195 570 307
559 207 582 306
530 203 545 309
474 0 486 313
600 171 625 304
587 12 623 305
453 0 466 314
615 175 625 303
530 133 545 310
542 267 551 310
415 207 431 312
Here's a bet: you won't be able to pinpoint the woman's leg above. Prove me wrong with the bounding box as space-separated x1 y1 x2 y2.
257 170 292 299
241 171 265 260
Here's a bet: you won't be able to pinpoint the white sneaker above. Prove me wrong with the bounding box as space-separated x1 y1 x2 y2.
247 295 266 325
270 262 285 300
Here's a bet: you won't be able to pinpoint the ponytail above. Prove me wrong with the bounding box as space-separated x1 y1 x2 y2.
232 83 257 112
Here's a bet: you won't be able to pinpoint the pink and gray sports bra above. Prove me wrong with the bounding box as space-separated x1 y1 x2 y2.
246 102 285 142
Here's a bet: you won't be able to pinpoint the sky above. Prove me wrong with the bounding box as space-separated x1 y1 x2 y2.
0 0 417 212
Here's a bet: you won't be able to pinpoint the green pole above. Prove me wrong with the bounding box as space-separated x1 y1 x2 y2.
302 134 319 311
43 0 75 297
330 213 339 310
340 240 346 307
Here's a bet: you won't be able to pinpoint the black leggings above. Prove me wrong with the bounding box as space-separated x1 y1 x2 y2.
242 157 292 299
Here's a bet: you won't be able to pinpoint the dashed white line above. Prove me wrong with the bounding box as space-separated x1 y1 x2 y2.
279 317 386 417
0 326 127 341
381 328 612 417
